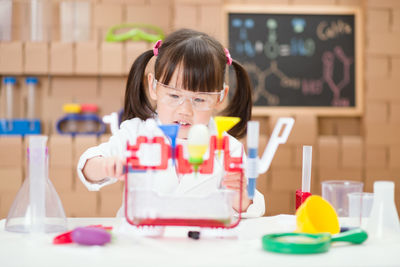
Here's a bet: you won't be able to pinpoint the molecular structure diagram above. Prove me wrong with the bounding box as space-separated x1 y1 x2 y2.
245 46 352 106
231 17 353 106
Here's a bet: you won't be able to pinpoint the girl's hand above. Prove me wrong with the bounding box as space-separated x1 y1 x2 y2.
222 172 253 212
83 156 126 182
101 156 126 180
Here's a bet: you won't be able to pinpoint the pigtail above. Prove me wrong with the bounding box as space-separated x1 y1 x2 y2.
123 50 155 121
223 59 253 139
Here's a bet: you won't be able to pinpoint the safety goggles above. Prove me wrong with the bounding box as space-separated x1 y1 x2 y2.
152 79 225 111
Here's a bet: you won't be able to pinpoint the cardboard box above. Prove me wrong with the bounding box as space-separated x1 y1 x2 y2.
365 123 391 145
389 124 400 145
270 168 301 192
287 115 317 145
126 4 171 32
50 42 74 74
264 191 294 216
49 167 74 193
93 4 123 28
389 145 400 169
99 192 123 217
318 118 337 135
318 167 363 182
199 5 222 38
24 42 49 74
99 77 126 99
59 192 98 217
365 168 398 192
125 42 149 73
0 168 23 193
174 5 198 30
0 42 23 74
0 137 23 167
317 136 339 168
366 56 389 78
389 102 400 123
51 76 98 99
100 43 124 75
366 77 399 101
365 102 389 123
365 145 388 169
341 136 363 168
49 135 73 168
367 32 400 55
75 42 99 75
366 9 390 33
271 145 294 168
336 118 361 136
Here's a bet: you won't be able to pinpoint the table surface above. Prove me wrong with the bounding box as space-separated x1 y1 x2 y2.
0 215 399 267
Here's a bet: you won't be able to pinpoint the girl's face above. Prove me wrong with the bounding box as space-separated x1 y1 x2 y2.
148 70 227 139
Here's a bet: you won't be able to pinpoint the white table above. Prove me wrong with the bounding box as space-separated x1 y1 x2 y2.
0 215 399 267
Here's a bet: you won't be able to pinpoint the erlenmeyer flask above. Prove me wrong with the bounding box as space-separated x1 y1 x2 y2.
5 135 67 233
367 181 400 241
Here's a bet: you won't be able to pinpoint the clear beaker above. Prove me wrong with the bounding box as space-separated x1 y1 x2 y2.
348 192 374 229
367 181 400 242
5 135 67 233
321 180 363 217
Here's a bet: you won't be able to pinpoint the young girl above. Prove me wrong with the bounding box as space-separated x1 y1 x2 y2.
77 29 265 218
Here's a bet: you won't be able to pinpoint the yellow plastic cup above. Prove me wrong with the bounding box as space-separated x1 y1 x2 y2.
295 195 340 235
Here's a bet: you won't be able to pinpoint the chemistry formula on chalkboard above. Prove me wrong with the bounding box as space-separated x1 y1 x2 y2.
228 12 357 110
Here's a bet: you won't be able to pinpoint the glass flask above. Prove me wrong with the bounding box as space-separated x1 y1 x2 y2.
5 135 67 233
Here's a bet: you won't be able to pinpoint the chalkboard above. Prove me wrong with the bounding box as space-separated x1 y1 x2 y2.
226 6 363 115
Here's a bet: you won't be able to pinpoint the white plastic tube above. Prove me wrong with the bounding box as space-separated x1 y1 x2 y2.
301 146 312 193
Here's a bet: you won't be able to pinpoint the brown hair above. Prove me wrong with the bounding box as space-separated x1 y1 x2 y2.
123 28 252 138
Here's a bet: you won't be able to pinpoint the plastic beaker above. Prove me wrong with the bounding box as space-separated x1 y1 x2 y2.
367 181 400 242
348 192 374 229
321 180 363 217
5 135 67 233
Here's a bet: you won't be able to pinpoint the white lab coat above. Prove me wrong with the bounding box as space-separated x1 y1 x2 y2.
77 117 265 218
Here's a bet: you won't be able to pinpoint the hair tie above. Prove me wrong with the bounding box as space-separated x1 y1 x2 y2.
153 40 162 56
224 48 232 66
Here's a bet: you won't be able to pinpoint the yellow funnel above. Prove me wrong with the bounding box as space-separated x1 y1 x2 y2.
214 116 240 139
295 195 340 235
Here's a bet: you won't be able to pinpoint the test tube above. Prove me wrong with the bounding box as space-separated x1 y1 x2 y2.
26 77 38 130
295 145 312 209
246 121 259 200
0 0 12 41
302 146 312 193
4 77 17 131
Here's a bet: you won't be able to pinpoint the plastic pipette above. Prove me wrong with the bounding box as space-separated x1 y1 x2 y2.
246 121 259 199
296 146 312 209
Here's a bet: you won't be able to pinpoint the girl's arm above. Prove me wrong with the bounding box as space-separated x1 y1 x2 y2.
82 156 126 183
